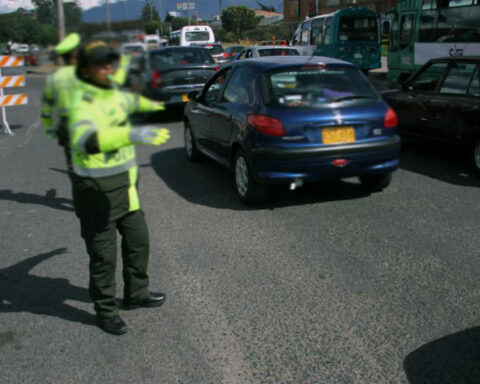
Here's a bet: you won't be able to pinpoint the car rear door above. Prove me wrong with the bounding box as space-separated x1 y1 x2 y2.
424 61 480 143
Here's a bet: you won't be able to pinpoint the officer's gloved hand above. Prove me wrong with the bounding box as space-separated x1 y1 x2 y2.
129 127 170 145
153 102 166 112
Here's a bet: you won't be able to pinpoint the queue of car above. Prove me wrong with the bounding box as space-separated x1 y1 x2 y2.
122 38 479 203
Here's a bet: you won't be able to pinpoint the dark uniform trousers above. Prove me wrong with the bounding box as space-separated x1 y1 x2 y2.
80 210 150 317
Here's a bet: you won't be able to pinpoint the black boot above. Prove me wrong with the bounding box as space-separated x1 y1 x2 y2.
96 315 128 335
123 292 166 310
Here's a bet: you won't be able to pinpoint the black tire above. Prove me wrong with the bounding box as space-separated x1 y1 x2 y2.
470 139 480 175
233 151 266 204
184 122 202 162
359 173 392 193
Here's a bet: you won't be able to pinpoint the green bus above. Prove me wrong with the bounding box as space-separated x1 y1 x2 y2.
386 0 480 87
292 6 381 72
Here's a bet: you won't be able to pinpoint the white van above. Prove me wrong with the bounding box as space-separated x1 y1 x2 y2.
169 25 215 46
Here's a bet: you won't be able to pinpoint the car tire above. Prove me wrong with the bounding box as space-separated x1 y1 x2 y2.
359 173 392 193
233 151 266 204
470 139 480 174
184 122 202 162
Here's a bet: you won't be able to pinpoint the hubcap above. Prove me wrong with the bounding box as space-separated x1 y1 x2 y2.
475 142 480 170
235 156 248 196
185 127 193 156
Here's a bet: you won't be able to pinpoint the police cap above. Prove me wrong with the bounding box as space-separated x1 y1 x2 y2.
77 41 120 68
55 33 81 55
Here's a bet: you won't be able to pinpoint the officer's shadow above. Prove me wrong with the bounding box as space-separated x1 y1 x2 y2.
0 248 95 326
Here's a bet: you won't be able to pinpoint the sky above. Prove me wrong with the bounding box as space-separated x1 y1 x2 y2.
0 0 105 14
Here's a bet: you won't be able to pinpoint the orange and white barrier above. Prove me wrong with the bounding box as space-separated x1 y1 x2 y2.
0 55 27 136
0 94 28 107
0 56 24 67
0 75 26 88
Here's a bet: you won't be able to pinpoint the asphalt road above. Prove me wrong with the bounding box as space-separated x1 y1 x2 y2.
1 73 480 384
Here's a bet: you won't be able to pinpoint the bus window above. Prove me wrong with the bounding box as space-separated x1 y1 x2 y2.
448 0 473 6
419 11 437 42
338 16 378 42
301 20 311 46
311 18 324 45
399 14 414 49
324 18 332 44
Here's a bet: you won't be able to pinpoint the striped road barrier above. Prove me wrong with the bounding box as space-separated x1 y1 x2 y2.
0 56 27 136
0 75 26 88
0 94 28 107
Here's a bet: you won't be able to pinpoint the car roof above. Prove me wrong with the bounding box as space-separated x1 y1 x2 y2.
231 55 357 70
253 45 297 50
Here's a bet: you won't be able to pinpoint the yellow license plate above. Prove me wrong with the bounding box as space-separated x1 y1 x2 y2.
182 94 189 102
322 126 355 144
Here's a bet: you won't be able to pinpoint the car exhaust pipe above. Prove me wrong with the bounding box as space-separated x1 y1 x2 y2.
289 178 304 191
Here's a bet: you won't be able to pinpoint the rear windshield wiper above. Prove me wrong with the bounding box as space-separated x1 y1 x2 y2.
332 95 376 102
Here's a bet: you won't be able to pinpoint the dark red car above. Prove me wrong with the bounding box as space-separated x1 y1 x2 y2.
23 52 38 66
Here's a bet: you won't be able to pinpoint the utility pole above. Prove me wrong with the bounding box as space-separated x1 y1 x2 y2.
106 0 111 34
56 0 65 41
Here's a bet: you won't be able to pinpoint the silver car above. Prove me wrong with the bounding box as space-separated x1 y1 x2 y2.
236 45 300 60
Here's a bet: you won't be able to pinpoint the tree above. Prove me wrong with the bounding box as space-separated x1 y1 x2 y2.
0 9 56 45
31 0 81 33
141 2 160 24
31 0 54 25
221 6 259 40
256 1 276 12
169 17 192 31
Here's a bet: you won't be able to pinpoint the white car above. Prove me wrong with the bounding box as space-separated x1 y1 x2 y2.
121 42 146 56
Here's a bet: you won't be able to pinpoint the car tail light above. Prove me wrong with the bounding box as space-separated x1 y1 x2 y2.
215 66 220 71
248 114 285 137
222 53 228 58
332 159 348 167
230 52 236 57
384 107 398 128
150 71 163 89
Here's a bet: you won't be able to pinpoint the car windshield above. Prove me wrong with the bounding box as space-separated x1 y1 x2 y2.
149 48 214 67
185 31 210 42
262 66 380 109
258 48 299 57
123 45 144 54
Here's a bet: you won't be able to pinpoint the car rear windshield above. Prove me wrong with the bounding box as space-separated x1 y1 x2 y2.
149 48 214 67
258 48 299 57
262 66 380 109
208 45 224 55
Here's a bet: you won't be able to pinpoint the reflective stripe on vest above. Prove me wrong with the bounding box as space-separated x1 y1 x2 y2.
73 158 137 178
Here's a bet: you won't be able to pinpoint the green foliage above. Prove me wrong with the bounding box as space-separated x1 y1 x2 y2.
141 3 160 24
170 17 193 31
32 0 54 25
0 10 56 45
221 6 259 39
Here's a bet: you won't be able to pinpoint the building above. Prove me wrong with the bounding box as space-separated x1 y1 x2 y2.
284 0 398 23
254 10 284 26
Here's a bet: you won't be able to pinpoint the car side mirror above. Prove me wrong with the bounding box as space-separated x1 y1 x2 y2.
188 90 199 101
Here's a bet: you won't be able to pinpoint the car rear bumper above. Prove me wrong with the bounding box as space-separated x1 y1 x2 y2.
249 135 401 184
145 85 204 104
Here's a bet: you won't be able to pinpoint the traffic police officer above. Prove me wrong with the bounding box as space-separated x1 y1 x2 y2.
69 41 170 335
41 32 81 173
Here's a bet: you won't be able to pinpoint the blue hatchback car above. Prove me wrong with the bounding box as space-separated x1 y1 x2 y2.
184 56 400 203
